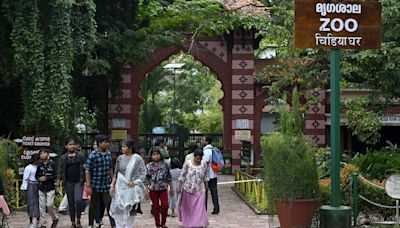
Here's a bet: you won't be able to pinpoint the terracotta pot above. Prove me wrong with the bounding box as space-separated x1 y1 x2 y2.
276 198 319 228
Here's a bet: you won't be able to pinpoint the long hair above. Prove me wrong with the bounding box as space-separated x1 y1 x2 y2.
149 146 164 162
63 137 75 154
170 157 182 169
122 139 135 153
193 148 204 157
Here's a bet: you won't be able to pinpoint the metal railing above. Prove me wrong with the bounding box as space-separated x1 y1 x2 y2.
234 170 268 212
351 173 399 226
15 179 24 209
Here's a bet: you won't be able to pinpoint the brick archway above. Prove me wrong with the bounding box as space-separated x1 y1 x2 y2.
108 29 261 171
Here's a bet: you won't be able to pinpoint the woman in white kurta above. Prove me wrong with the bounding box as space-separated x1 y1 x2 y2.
110 139 146 228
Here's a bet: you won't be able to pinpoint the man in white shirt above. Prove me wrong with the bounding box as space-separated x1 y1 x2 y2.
202 135 220 215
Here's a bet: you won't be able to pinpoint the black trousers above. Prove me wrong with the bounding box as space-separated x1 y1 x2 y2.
88 194 104 225
206 177 220 213
89 190 115 227
64 181 83 223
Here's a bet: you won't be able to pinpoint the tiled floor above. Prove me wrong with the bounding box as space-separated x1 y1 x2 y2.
7 175 279 228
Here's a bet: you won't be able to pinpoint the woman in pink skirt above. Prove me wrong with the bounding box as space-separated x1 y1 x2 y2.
178 148 209 228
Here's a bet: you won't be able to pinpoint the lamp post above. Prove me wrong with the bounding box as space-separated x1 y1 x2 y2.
163 63 185 133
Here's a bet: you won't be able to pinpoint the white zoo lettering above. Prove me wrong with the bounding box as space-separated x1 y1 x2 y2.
319 18 358 33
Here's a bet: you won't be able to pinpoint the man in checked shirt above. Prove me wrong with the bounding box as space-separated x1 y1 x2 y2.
85 134 116 228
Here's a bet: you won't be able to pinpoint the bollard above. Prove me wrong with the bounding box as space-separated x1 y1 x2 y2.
16 180 19 208
352 173 359 226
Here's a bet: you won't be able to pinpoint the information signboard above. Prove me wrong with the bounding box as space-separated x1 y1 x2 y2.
111 130 128 140
295 0 381 49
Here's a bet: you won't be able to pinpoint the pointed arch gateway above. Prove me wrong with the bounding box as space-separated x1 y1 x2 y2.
108 29 263 172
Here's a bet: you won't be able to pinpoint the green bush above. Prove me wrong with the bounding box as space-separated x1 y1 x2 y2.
263 133 320 201
351 146 400 180
320 169 396 223
262 88 319 203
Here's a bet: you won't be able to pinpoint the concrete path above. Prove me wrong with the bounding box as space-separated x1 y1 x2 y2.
7 175 279 228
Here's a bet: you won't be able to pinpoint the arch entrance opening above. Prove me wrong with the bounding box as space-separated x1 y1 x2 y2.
108 29 265 171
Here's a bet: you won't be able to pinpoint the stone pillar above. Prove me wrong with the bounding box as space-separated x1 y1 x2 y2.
108 66 134 141
230 29 256 172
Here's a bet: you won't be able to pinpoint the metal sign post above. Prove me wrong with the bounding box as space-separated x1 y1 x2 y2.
330 48 341 207
397 200 399 227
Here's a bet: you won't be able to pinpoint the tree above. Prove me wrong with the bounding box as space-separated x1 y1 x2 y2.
1 0 269 140
139 53 223 133
3 0 96 144
255 0 328 109
341 0 400 99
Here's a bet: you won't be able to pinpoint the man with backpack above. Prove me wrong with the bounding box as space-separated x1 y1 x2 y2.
202 135 220 215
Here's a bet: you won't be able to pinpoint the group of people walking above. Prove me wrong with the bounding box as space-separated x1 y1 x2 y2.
20 134 220 228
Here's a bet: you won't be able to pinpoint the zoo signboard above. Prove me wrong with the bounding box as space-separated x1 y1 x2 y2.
295 0 381 49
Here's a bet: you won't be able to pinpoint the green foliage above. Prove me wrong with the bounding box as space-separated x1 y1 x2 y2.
0 3 15 89
263 132 319 201
276 87 304 136
320 176 397 222
262 88 319 202
0 139 18 211
315 147 331 178
139 53 223 133
344 98 382 145
68 97 99 134
151 0 269 37
254 0 328 108
99 0 270 96
358 181 396 221
140 102 164 133
350 145 400 181
5 168 17 211
4 0 97 145
0 139 18 174
186 105 223 133
258 0 293 49
2 0 269 138
341 0 400 99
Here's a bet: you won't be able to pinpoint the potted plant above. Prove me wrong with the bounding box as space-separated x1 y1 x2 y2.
262 88 319 228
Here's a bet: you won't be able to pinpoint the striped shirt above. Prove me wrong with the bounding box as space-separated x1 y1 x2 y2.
85 149 113 192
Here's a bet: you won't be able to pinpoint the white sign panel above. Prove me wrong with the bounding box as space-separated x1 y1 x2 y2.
385 174 400 199
112 118 127 129
380 116 400 124
236 119 250 129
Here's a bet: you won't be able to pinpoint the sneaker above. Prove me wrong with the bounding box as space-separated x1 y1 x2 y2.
28 224 35 228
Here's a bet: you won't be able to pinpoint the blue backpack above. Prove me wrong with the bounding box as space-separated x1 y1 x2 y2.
211 147 224 173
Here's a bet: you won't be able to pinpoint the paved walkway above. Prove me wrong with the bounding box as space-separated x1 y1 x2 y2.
7 175 279 228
